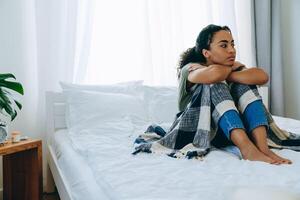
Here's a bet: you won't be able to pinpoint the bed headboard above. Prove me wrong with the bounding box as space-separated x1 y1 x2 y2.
46 91 67 142
45 87 269 137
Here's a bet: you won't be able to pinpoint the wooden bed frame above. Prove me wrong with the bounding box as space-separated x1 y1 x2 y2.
44 87 268 200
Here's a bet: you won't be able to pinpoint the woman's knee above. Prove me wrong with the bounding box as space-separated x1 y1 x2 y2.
242 100 268 133
230 83 259 100
210 82 234 105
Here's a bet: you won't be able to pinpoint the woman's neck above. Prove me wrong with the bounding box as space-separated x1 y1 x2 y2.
201 61 212 67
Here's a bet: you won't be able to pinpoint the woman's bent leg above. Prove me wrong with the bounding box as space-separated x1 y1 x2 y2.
230 128 276 163
243 100 292 164
210 83 278 164
251 126 291 164
216 110 277 164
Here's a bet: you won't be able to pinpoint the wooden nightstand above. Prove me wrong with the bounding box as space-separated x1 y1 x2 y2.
0 139 42 200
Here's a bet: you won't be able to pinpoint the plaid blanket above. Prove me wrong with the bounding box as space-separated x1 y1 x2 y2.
133 82 300 159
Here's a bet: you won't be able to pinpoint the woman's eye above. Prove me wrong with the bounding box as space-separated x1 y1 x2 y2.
232 43 235 47
220 44 227 48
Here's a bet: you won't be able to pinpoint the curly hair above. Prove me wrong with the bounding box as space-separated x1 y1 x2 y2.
177 24 231 79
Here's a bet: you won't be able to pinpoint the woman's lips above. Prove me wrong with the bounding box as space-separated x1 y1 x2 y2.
228 56 235 61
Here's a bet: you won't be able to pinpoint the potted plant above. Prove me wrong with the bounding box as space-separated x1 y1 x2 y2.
0 73 24 143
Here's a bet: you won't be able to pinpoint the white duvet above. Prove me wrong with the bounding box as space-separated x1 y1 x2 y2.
68 116 300 200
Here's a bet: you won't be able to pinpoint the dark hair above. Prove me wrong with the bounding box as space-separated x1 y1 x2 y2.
177 24 231 78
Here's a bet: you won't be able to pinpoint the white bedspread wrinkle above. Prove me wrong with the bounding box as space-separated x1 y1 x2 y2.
65 116 300 200
52 129 119 200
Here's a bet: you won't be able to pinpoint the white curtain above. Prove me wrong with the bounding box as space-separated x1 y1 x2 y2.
0 0 92 135
0 0 257 141
0 0 93 189
83 0 256 86
0 0 256 189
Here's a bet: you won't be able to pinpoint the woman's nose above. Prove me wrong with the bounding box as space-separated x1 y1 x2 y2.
228 46 235 53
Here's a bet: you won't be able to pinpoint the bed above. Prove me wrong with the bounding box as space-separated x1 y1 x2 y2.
45 82 300 200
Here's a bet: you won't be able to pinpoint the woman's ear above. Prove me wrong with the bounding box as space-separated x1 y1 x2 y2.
202 49 210 59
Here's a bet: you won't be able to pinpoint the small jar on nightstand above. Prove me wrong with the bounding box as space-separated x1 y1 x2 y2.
11 131 21 143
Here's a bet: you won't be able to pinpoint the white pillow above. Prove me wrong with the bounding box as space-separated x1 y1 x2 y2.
60 80 143 97
142 85 179 123
64 90 147 132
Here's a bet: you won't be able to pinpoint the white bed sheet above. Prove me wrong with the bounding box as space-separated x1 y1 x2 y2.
57 117 300 200
51 129 118 200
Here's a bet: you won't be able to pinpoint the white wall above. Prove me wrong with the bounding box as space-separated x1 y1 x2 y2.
281 0 300 120
0 0 38 198
0 1 24 198
0 0 39 135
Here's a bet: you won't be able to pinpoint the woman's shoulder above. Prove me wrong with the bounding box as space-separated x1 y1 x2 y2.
182 62 202 69
179 64 191 80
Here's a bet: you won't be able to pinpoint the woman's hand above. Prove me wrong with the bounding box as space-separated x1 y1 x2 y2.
232 61 245 71
188 64 204 72
188 64 232 84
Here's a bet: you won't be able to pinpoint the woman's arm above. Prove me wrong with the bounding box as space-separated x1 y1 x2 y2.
188 64 232 84
226 67 269 85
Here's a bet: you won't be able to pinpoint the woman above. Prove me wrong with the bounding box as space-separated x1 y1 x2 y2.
177 24 292 165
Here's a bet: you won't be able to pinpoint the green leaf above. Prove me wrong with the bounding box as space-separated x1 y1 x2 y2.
0 98 6 109
14 100 22 110
0 86 22 121
2 101 17 121
0 73 16 81
0 73 23 121
0 90 11 105
3 102 14 117
0 100 5 111
11 110 17 121
0 80 24 95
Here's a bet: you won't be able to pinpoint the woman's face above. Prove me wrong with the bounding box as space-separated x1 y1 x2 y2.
203 30 236 66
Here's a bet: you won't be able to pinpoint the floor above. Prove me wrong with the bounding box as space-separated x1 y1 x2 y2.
43 192 60 200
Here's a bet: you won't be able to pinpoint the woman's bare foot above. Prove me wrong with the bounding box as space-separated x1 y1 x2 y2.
257 147 292 164
239 141 279 164
230 129 278 164
251 126 292 164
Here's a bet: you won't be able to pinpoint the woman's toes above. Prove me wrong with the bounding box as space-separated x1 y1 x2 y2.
282 159 292 164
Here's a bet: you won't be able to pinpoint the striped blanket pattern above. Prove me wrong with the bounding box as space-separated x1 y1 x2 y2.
133 83 300 159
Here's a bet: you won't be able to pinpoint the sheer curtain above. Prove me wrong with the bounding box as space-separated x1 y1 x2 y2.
0 0 257 144
0 0 93 136
0 0 256 190
0 0 257 140
83 0 256 86
0 0 93 190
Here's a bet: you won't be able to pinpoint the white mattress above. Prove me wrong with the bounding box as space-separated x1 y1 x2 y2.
53 116 300 200
51 129 118 200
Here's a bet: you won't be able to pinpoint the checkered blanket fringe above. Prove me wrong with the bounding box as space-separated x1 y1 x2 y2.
133 83 300 160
